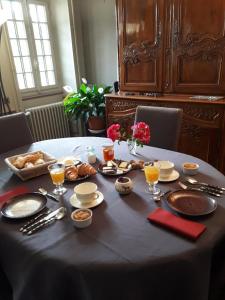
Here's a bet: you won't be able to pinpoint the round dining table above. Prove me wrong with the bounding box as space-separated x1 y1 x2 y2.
0 137 225 300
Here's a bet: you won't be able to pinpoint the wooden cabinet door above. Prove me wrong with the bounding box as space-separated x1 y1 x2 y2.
172 0 225 95
117 0 164 92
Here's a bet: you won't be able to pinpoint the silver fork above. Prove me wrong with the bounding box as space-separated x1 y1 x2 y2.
184 177 225 192
178 181 221 197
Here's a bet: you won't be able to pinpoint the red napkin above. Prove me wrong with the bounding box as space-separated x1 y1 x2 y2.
0 186 30 208
147 208 206 240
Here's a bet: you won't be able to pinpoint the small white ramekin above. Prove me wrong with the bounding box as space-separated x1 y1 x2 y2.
182 162 199 175
71 208 93 229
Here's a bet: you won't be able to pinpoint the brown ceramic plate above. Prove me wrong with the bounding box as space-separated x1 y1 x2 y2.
65 174 90 182
167 190 217 216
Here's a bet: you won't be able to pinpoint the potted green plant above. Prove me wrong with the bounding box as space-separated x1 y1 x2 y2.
63 78 112 131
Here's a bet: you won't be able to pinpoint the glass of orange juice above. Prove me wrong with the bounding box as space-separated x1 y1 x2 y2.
144 161 160 196
48 163 67 195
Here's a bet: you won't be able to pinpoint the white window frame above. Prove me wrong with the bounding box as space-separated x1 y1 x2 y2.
2 0 61 99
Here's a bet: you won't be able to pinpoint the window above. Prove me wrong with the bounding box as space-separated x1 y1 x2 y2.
2 0 57 96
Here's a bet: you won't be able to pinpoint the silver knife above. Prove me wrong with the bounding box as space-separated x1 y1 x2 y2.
22 207 64 233
197 182 225 192
26 207 66 235
27 217 57 235
178 181 221 197
20 208 52 232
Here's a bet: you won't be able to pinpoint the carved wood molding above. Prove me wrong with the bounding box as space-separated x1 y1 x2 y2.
175 32 225 61
123 40 158 64
181 123 202 142
107 97 222 123
123 22 162 65
182 104 221 122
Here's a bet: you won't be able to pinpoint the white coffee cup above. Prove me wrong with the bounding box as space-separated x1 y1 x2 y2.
74 182 97 204
158 160 174 178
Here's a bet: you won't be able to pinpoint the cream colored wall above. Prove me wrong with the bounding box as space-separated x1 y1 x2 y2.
0 30 20 112
78 0 118 86
48 0 77 90
0 0 118 113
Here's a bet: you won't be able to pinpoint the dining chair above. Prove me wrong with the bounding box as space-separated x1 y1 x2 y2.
0 112 34 154
134 106 183 150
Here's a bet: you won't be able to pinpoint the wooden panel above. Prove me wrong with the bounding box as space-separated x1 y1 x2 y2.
117 0 164 92
172 0 225 94
105 93 225 174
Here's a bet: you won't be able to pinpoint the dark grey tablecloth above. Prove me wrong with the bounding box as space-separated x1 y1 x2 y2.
1 137 225 300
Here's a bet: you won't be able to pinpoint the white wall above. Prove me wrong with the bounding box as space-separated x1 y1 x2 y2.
48 0 77 91
0 31 20 112
0 0 118 113
78 0 118 86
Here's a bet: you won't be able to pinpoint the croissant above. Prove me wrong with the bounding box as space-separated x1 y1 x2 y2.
65 166 78 180
77 163 97 177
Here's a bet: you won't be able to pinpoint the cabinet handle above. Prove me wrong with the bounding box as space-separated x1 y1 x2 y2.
157 21 162 47
173 20 179 49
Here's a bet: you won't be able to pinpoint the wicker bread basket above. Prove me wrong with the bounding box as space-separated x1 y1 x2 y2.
5 150 56 181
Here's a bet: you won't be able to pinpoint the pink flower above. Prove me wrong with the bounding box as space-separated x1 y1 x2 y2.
107 124 121 142
132 122 150 144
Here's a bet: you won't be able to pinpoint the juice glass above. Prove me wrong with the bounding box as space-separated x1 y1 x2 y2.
102 144 114 162
144 161 160 196
48 163 67 195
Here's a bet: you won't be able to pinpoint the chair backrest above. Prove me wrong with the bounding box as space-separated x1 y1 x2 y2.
0 112 34 154
135 106 183 151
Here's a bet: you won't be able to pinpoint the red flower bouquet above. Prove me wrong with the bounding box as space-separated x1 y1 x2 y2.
107 122 150 149
106 124 121 142
132 122 150 145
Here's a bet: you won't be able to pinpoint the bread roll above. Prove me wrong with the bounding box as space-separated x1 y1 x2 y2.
24 162 34 168
34 158 45 165
13 156 26 169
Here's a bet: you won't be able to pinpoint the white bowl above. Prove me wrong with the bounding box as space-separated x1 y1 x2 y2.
74 182 97 203
71 208 93 228
182 162 199 175
158 160 174 178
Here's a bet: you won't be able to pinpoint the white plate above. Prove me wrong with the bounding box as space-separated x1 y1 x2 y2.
159 170 180 182
70 191 104 209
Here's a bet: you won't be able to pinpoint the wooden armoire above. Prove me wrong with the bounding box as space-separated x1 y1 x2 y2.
105 0 225 174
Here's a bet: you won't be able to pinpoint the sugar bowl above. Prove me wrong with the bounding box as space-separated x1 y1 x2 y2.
115 177 133 195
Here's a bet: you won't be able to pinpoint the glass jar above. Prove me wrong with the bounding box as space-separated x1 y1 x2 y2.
86 146 96 164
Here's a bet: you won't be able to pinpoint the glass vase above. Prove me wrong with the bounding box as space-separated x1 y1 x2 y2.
127 139 137 155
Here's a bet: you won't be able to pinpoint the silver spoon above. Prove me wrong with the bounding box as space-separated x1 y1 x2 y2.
27 207 67 235
38 187 59 202
154 190 171 202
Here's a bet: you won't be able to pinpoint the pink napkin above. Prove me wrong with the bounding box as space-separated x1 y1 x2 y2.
147 208 206 240
0 186 30 208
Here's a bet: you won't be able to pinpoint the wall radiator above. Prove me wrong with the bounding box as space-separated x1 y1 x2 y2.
25 102 71 142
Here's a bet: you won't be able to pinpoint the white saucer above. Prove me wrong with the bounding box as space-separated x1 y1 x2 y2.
70 191 104 209
88 129 105 134
159 170 180 182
